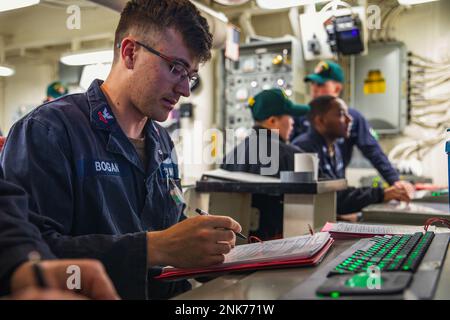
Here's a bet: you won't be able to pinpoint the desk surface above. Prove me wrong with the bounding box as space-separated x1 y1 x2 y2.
173 237 450 300
196 177 347 195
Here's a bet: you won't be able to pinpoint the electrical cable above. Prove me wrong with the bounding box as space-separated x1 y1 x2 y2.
379 5 401 41
371 5 397 42
409 52 450 65
385 6 407 41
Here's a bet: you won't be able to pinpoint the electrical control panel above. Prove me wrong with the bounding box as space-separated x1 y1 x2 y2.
350 42 408 135
220 38 306 137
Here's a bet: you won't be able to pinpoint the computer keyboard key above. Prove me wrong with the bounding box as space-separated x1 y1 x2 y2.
329 269 354 276
404 232 435 272
327 232 436 278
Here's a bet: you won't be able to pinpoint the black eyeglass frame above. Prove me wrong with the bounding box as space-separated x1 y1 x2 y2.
134 40 199 91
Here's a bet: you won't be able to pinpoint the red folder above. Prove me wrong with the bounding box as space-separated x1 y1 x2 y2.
155 236 334 281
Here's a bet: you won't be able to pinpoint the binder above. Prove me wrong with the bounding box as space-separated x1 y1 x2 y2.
155 232 334 281
321 222 439 240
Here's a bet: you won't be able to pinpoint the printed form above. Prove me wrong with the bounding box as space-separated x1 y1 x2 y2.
223 232 330 265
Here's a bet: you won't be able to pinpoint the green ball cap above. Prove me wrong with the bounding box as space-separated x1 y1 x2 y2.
304 60 344 84
47 81 68 99
248 88 310 121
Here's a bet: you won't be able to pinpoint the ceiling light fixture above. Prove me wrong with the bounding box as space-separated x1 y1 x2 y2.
0 0 40 13
0 65 15 77
60 49 114 66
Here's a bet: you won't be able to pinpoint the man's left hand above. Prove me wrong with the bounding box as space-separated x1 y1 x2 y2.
394 180 415 199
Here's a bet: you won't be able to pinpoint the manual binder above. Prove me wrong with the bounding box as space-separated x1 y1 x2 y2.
321 221 440 239
155 232 333 281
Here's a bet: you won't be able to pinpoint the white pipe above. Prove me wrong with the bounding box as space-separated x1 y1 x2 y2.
239 11 256 38
288 7 301 39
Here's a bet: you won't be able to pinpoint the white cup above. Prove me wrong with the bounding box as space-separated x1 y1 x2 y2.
294 153 319 181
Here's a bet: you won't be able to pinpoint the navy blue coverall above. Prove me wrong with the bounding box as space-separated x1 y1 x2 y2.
292 128 385 215
291 108 400 185
0 167 55 296
0 80 188 299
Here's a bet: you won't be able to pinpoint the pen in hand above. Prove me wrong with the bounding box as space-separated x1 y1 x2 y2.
308 224 315 236
28 251 48 288
195 208 247 240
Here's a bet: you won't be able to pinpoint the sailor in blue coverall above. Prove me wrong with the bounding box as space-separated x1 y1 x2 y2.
292 96 411 215
0 0 241 300
0 167 55 296
0 166 119 299
291 60 414 193
222 89 309 239
1 80 188 299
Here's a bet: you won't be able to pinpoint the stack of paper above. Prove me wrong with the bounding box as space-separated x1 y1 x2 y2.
155 232 333 280
321 222 437 239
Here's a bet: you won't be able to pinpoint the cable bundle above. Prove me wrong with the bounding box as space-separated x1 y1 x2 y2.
387 52 450 174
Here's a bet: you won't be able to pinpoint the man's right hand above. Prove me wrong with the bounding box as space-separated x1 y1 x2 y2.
147 215 242 268
383 185 411 203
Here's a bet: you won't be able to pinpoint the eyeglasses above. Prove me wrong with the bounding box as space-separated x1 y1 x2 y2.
135 40 199 91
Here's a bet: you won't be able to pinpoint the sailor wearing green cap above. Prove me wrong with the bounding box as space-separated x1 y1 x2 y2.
221 88 310 239
45 81 68 102
222 88 310 177
304 60 344 85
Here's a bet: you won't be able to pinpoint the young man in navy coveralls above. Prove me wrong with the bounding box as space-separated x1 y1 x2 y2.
292 96 411 216
1 0 241 299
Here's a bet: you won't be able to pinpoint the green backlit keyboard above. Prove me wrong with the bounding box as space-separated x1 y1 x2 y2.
328 232 435 276
283 232 449 298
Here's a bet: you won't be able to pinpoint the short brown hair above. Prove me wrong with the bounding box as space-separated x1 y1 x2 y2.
114 0 213 63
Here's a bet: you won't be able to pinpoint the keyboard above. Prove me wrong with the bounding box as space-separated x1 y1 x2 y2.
281 232 449 299
328 232 434 276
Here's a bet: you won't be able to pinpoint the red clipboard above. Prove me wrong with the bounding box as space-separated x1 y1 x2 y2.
155 238 334 281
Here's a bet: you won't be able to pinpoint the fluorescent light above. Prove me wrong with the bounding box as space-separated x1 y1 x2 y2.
0 65 15 77
0 0 40 12
60 49 114 66
256 0 327 9
398 0 438 4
